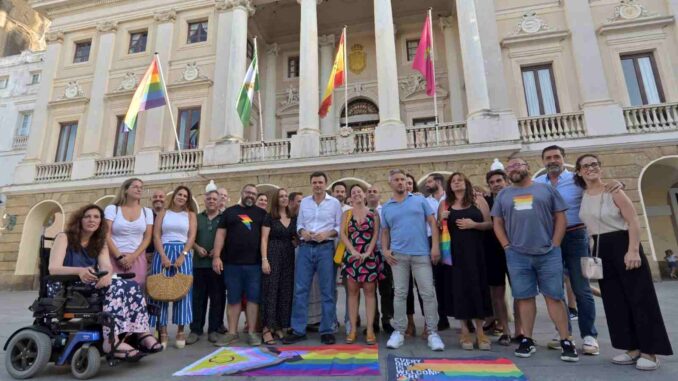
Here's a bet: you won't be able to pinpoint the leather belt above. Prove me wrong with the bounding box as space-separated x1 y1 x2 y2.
302 240 333 246
566 223 586 232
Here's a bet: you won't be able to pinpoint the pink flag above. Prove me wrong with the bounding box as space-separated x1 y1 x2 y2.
412 14 435 96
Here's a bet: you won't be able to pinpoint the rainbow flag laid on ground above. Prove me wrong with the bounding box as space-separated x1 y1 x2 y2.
123 54 166 131
388 355 527 381
173 345 379 377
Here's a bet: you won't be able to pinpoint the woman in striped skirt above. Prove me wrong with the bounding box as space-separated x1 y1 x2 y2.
149 185 197 349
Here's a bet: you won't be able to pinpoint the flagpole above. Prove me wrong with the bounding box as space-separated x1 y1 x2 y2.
254 37 265 160
428 8 439 145
343 26 348 130
154 52 185 162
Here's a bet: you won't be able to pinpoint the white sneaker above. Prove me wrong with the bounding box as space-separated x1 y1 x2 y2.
612 352 639 365
387 331 404 349
427 332 445 351
635 357 660 371
582 336 600 355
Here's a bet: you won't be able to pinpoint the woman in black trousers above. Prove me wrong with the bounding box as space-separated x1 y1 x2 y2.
576 154 672 371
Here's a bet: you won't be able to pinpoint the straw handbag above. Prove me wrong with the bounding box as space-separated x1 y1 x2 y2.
147 265 193 302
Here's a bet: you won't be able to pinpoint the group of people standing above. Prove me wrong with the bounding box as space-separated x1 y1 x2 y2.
45 144 672 372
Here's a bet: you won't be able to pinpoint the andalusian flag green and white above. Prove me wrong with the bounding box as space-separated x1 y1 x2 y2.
236 47 259 127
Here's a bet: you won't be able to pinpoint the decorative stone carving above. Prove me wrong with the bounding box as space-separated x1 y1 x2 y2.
348 44 366 75
336 126 355 155
62 81 84 99
266 43 279 56
512 10 551 35
96 21 118 33
45 31 64 44
349 82 365 95
153 9 177 23
439 16 454 30
318 34 335 47
398 74 447 100
179 62 208 82
216 0 255 16
608 0 658 22
117 72 138 91
280 85 299 108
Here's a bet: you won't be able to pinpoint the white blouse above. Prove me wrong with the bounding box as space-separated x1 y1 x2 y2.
104 205 153 253
579 192 628 235
161 210 189 243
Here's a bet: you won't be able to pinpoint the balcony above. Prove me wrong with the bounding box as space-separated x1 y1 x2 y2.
159 149 203 172
625 102 678 134
519 112 586 143
406 122 468 148
35 162 72 183
320 128 376 156
95 156 135 177
12 135 28 150
241 139 291 163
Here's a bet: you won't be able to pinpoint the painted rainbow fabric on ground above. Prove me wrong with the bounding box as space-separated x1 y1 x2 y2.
388 355 527 381
241 345 380 377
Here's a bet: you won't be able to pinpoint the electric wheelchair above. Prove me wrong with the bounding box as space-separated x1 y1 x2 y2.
4 236 153 379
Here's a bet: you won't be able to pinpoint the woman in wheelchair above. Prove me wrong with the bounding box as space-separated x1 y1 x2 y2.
48 204 163 360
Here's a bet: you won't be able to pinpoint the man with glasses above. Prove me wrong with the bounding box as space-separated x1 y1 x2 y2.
491 158 577 362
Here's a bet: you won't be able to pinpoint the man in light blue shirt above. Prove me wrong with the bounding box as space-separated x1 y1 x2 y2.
381 169 444 352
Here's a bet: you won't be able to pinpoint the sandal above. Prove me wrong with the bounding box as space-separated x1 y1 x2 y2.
497 334 511 346
262 329 277 345
113 348 145 362
159 328 168 349
366 332 377 346
176 331 186 349
137 333 163 354
346 331 357 344
460 333 475 350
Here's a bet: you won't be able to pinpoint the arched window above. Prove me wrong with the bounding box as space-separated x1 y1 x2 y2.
340 98 379 130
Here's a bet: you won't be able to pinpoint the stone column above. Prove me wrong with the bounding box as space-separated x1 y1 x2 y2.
72 21 118 180
373 0 406 151
564 1 626 136
14 31 64 184
263 43 279 140
290 0 321 158
135 9 176 174
318 34 336 135
204 0 254 165
456 0 520 143
670 0 678 40
439 16 466 123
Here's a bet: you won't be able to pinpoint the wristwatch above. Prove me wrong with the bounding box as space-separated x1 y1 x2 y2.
182 251 188 256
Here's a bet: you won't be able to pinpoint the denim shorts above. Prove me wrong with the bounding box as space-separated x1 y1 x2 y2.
506 247 564 300
224 264 261 305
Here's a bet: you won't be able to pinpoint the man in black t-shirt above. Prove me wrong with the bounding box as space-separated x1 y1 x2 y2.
212 184 266 346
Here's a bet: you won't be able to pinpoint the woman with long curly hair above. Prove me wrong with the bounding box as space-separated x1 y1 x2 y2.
149 185 197 349
48 204 162 360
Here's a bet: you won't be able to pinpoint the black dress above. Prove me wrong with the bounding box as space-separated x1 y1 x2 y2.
443 205 493 320
261 214 297 330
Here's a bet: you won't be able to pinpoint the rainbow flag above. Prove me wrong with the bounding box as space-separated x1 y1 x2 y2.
389 356 527 381
123 55 166 131
319 29 345 118
440 223 452 265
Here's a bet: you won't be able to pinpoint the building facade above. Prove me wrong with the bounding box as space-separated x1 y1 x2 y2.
0 0 677 289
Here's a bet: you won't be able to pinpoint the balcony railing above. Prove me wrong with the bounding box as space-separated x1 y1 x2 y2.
12 135 28 150
35 162 72 183
625 102 678 134
240 139 291 163
519 112 586 143
406 122 468 148
319 128 375 156
355 129 376 153
320 135 337 156
159 149 203 172
95 156 135 178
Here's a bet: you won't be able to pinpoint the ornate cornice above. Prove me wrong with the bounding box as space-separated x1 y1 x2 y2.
216 0 255 16
439 16 454 30
318 34 335 47
153 9 177 23
45 31 65 44
96 21 118 33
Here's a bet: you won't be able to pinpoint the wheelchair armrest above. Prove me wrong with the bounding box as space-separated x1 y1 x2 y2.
115 273 135 280
44 274 81 283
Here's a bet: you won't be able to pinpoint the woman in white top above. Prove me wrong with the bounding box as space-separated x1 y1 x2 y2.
576 154 672 371
148 185 197 349
105 178 154 288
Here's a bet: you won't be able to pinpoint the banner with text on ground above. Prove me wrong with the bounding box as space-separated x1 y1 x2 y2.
387 355 527 381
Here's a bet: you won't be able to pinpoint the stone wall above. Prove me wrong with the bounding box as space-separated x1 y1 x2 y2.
1 144 676 290
0 0 48 57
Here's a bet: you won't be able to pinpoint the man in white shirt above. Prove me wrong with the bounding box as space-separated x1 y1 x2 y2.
424 173 450 331
284 172 342 345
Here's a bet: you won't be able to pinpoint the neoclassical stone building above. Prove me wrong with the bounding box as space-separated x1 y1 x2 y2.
0 0 677 289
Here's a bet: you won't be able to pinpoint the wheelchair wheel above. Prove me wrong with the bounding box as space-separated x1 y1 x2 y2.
4 330 52 379
70 346 100 380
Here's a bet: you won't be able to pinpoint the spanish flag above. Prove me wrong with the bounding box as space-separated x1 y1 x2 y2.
319 29 346 118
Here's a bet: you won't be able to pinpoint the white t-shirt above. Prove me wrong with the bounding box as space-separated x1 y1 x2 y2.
104 205 154 253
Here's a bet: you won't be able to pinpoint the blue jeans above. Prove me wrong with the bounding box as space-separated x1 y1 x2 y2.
506 247 564 300
561 228 598 338
290 242 336 335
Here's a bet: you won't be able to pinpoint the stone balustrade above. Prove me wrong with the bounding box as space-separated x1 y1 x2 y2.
12 135 28 150
406 122 468 148
159 149 203 172
94 156 135 177
625 103 678 134
35 162 72 183
240 139 291 163
519 112 587 143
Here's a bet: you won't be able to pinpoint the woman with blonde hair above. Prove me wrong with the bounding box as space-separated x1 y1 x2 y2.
105 178 154 288
148 185 197 349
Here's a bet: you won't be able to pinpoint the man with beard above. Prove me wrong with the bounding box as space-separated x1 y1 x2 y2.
383 169 444 352
332 181 351 212
424 173 450 332
212 184 267 347
491 158 577 362
485 169 521 345
145 190 166 262
285 172 342 345
535 145 612 356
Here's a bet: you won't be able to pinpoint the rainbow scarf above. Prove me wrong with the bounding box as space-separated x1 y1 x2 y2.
389 356 527 380
440 201 452 265
123 55 166 131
